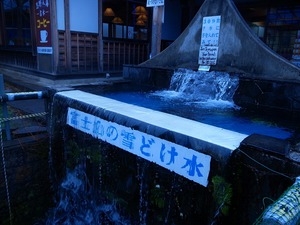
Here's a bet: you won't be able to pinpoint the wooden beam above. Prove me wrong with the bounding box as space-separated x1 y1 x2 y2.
151 6 163 58
51 0 59 73
98 0 104 72
64 0 71 71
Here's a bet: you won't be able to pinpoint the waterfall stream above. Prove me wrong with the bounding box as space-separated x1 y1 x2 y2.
150 69 240 110
169 69 239 102
45 165 131 225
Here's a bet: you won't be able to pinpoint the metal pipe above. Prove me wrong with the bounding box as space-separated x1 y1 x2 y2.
0 91 48 102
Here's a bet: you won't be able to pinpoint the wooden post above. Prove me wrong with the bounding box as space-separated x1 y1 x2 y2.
0 75 11 140
151 6 163 58
51 0 59 73
64 0 71 71
98 0 104 72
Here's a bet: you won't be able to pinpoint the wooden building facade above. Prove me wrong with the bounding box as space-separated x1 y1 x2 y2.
0 0 299 80
0 0 152 77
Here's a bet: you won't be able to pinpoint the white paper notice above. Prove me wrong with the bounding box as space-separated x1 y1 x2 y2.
198 15 221 65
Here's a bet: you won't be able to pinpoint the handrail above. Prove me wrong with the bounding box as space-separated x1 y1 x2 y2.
0 91 48 102
0 74 49 141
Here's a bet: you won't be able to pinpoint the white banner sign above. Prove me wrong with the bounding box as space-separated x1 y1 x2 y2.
147 0 164 7
198 15 221 66
67 107 211 187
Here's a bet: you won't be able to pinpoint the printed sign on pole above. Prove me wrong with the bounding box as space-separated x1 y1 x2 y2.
147 0 164 7
34 0 53 54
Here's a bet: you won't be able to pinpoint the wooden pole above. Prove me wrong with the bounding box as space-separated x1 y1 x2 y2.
98 0 104 72
51 0 59 73
64 0 71 71
151 6 163 58
0 75 11 140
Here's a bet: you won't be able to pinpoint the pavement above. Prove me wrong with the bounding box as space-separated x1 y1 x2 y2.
3 70 126 112
1 71 127 142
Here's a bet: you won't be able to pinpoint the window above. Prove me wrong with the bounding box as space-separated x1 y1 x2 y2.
102 0 149 40
1 0 32 47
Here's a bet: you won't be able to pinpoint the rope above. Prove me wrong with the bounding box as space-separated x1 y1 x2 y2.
0 122 13 225
236 148 295 181
0 112 48 123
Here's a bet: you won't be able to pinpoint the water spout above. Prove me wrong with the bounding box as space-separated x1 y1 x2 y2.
169 69 239 101
152 68 239 110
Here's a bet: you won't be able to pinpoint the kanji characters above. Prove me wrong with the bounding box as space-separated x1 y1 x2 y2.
81 116 92 131
93 120 104 137
70 110 79 126
182 155 204 177
66 107 211 187
121 130 136 149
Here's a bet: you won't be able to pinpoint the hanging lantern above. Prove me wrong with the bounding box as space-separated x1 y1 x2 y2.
104 8 115 17
132 6 147 15
112 17 124 24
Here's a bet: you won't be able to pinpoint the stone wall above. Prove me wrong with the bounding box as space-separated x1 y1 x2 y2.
234 78 300 122
0 135 53 225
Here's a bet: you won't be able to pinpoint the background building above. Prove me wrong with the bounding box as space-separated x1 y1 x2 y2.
0 0 299 80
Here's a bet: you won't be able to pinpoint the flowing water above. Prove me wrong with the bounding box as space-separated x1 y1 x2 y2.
42 69 295 224
81 69 293 139
44 165 131 225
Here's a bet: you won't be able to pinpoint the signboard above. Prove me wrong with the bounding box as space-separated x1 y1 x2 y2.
198 15 221 65
147 0 164 7
34 0 53 54
67 107 211 187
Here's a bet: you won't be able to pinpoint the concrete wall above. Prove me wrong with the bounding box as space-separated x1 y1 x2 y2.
140 0 300 83
123 64 173 89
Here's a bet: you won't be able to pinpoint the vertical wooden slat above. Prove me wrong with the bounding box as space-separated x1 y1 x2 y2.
113 42 116 70
98 0 103 72
51 0 59 73
128 43 131 64
77 33 80 71
107 42 110 71
83 34 85 70
151 6 163 57
0 2 5 46
65 0 72 71
137 44 140 63
123 42 126 65
133 43 136 64
118 41 120 69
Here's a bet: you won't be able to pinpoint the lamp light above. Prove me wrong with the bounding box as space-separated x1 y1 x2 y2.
136 19 145 26
112 17 124 24
104 8 115 17
137 14 148 21
132 6 147 15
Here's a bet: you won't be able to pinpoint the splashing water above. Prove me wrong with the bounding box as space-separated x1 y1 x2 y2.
151 68 239 109
93 68 292 139
153 69 239 103
44 165 131 225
